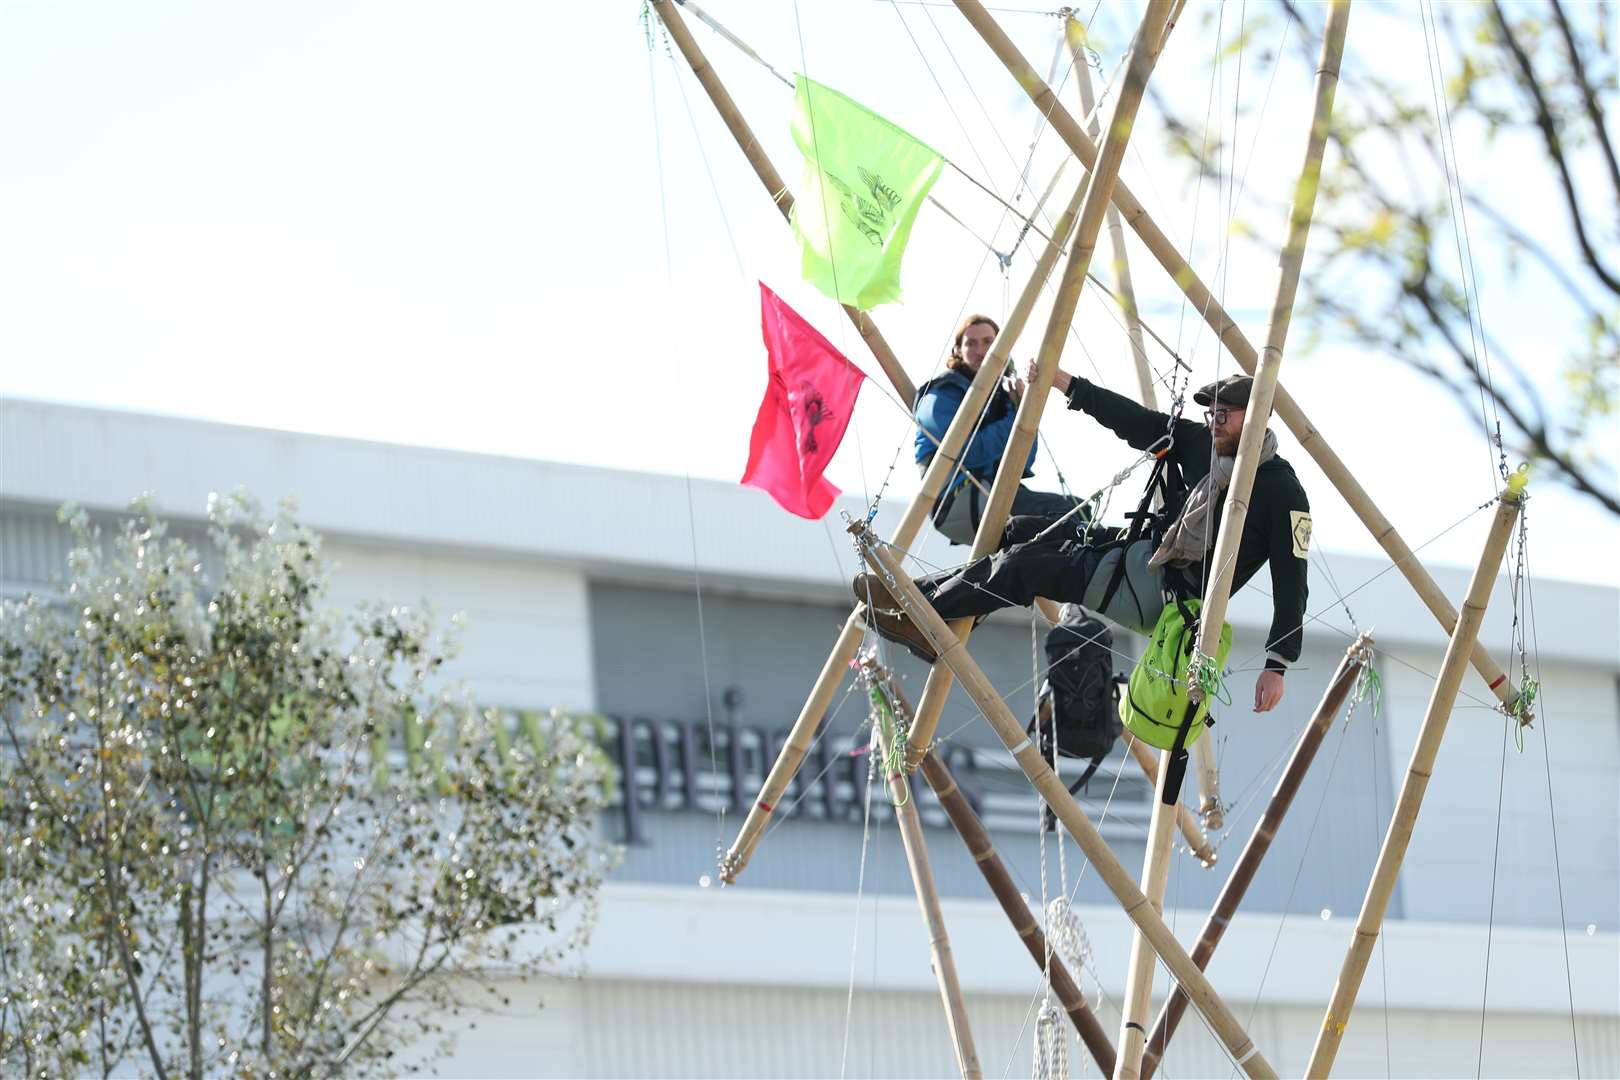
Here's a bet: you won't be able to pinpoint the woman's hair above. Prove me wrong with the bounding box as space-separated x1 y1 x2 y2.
946 314 1000 373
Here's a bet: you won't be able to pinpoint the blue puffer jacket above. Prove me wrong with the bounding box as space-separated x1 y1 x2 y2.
913 370 1037 495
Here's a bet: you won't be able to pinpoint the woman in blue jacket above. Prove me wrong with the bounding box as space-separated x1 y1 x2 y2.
915 314 1084 546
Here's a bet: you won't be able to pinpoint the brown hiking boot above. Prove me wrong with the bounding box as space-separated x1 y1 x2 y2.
851 571 903 612
866 606 938 664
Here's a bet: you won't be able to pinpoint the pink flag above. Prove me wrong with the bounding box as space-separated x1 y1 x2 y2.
741 283 867 519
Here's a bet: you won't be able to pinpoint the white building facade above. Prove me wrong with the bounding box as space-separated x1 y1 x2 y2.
3 398 1616 1078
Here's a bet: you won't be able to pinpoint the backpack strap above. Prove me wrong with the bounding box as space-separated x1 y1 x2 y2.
1160 700 1200 806
1159 602 1204 806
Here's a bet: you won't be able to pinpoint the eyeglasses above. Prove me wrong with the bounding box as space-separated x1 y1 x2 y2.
1204 407 1238 425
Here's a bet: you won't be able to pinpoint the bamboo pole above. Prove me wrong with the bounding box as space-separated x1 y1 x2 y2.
650 0 913 402
873 677 1119 1075
1119 12 1350 1072
1114 766 1178 1079
1306 472 1527 1077
861 659 982 1079
953 0 1526 721
902 0 1178 770
1125 738 1216 868
854 524 1276 1079
1141 632 1371 1080
720 169 1094 884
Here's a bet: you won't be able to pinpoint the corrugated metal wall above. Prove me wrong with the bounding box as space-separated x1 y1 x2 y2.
430 976 1620 1079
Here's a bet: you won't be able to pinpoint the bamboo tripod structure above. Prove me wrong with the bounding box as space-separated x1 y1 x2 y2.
654 9 1541 1078
871 661 1118 1076
1306 470 1528 1077
952 0 1527 728
1140 632 1372 1079
853 523 1276 1079
860 655 982 1079
900 0 1177 771
652 0 1098 883
665 0 1214 886
1115 6 1352 1076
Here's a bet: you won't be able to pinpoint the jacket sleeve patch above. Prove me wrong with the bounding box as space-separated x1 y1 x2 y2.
1290 510 1312 559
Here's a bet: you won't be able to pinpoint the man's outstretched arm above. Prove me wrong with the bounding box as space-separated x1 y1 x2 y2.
1033 362 1202 457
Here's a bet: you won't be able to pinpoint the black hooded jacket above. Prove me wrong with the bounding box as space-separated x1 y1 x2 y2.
1065 378 1311 668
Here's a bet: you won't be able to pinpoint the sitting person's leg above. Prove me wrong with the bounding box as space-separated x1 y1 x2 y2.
932 483 1086 550
1008 484 1087 524
931 483 981 547
921 535 1101 622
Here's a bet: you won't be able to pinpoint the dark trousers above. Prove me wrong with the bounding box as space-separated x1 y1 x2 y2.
918 528 1169 636
933 481 1086 548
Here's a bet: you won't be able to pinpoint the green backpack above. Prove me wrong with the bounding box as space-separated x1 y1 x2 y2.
1119 599 1233 751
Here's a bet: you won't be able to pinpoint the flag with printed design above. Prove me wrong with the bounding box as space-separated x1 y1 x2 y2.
791 74 943 310
741 282 867 519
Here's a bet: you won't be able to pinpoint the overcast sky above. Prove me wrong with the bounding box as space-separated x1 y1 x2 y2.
1 0 1614 596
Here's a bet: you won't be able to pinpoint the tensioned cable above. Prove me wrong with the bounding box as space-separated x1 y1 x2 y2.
838 713 882 1080
1168 0 1227 369
1220 497 1496 687
674 0 1078 254
1417 0 1510 488
1524 543 1583 1075
1476 691 1514 1075
665 0 1217 406
1368 654 1393 1078
884 469 1505 738
909 0 1076 233
664 44 745 276
1241 688 1360 1024
647 21 728 856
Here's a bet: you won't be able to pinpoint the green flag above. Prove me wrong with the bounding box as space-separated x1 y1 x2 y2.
791 75 942 310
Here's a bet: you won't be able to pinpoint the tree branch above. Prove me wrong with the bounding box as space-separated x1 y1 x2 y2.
1547 0 1620 206
1488 0 1620 295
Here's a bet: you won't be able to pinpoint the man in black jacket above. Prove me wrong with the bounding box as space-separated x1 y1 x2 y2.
856 370 1310 712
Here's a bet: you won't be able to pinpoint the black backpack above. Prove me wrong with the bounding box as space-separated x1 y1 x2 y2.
1029 609 1123 818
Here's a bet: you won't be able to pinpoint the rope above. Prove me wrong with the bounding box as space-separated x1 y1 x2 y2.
862 673 910 807
1188 648 1232 708
1349 659 1382 722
